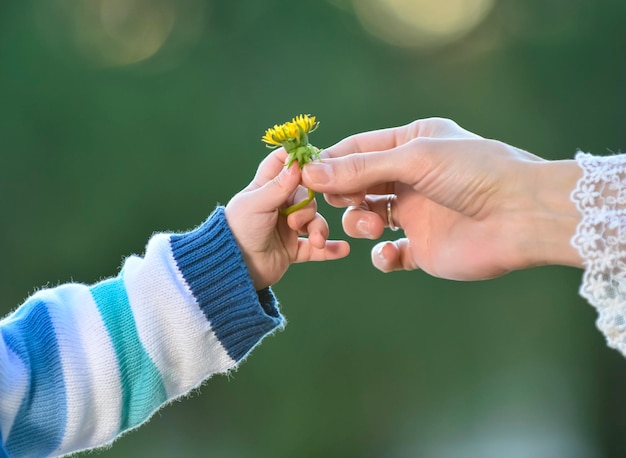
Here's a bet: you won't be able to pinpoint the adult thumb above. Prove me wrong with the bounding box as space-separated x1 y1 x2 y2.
302 149 410 195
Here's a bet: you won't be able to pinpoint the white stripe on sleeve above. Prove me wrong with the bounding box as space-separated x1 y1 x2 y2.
40 285 123 455
122 234 236 399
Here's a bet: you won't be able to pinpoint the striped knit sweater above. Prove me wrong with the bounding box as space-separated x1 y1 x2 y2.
0 207 285 457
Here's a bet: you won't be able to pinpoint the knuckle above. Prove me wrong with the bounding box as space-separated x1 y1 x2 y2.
409 117 459 138
347 154 368 183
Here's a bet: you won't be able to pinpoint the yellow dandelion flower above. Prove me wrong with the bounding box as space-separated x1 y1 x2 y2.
261 124 288 147
261 114 322 216
261 114 318 148
294 114 318 136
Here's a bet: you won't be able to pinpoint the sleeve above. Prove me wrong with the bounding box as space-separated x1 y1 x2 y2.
0 206 285 458
571 152 626 356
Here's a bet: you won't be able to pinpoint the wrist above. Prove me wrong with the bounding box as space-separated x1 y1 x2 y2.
514 160 583 269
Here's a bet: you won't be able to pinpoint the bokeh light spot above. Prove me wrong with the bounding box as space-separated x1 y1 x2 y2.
34 0 206 70
353 0 496 48
71 0 176 67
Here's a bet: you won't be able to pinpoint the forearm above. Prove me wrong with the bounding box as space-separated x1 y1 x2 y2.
518 159 584 269
0 207 284 457
515 151 626 357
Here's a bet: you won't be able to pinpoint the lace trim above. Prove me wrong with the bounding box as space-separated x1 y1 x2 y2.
571 152 626 355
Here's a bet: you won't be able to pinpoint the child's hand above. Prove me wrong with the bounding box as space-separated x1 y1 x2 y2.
225 148 350 290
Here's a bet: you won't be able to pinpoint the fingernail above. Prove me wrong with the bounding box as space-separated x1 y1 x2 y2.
284 163 297 176
357 217 372 238
318 149 330 160
303 162 333 185
375 243 386 260
341 195 355 205
276 165 292 183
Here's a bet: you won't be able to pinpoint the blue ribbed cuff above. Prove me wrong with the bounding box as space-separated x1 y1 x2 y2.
169 207 284 362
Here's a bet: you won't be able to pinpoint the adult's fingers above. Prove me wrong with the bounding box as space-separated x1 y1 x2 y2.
303 151 398 195
340 196 395 240
303 139 439 195
320 117 477 160
371 239 419 273
320 126 406 159
323 191 367 208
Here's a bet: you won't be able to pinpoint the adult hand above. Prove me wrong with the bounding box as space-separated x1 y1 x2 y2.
302 118 582 280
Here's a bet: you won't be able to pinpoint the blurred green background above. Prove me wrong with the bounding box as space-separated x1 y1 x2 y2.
2 0 626 456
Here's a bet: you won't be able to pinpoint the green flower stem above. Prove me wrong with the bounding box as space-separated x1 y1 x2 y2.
280 188 315 216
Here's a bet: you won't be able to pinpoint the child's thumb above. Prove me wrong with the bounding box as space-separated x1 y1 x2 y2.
253 164 301 211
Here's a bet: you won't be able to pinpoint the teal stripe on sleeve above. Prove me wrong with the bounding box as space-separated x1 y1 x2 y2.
90 278 167 431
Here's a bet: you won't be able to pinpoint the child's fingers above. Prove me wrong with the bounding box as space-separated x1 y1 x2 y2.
286 190 318 232
304 213 330 250
251 148 290 189
290 208 330 249
293 239 350 263
248 163 301 212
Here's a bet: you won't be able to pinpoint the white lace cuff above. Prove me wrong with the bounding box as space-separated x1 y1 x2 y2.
571 152 626 355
